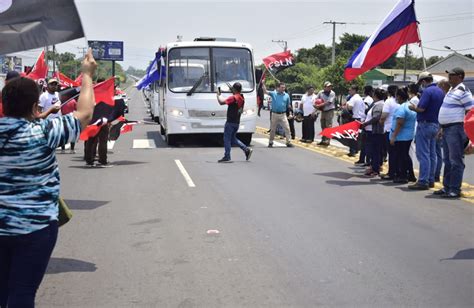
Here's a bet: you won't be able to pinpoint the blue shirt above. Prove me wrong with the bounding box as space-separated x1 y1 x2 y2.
268 90 290 113
390 102 417 141
417 83 444 123
0 114 81 236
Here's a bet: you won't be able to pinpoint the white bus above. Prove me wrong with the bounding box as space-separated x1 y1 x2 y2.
151 38 257 145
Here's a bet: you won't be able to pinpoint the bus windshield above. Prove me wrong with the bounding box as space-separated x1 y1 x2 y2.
168 47 254 93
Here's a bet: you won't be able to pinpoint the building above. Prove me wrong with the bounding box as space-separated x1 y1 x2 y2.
426 53 474 78
363 68 421 87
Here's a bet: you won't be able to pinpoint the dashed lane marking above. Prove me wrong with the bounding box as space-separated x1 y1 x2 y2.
175 159 196 188
132 139 156 149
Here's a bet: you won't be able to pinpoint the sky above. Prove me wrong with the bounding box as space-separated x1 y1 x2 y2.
12 0 474 70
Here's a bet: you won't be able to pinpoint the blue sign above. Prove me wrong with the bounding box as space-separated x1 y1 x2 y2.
88 40 124 61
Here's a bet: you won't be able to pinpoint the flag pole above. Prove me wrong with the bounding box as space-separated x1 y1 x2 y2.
413 0 427 70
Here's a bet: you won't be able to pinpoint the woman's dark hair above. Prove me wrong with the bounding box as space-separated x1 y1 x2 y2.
407 83 419 95
364 85 374 96
387 85 398 97
2 77 39 118
373 88 387 101
350 85 359 92
396 87 409 102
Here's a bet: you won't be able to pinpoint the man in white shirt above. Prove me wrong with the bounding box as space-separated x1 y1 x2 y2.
38 78 62 119
346 85 365 156
300 86 316 143
380 85 399 179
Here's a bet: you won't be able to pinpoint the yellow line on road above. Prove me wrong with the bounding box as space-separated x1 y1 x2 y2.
255 126 474 204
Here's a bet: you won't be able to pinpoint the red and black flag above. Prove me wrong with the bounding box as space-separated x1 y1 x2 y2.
109 117 138 141
26 50 47 81
262 50 295 75
0 0 84 54
320 121 361 148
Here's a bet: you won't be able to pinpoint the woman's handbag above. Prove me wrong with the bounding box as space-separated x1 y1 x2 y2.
58 197 73 227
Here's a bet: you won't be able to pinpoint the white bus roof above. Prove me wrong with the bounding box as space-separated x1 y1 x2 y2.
166 41 253 50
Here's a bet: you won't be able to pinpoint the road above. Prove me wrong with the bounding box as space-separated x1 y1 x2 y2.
38 87 474 307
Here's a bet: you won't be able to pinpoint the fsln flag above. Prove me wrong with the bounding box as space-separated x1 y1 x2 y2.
344 0 420 81
0 0 85 54
262 50 295 75
320 121 361 140
53 72 80 88
94 77 115 106
26 50 47 81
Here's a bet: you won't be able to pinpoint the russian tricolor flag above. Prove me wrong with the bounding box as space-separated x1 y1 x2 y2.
344 0 420 81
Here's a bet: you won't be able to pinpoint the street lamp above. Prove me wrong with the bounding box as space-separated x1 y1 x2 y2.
444 45 459 54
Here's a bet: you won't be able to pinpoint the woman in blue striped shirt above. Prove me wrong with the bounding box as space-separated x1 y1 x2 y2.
0 50 97 308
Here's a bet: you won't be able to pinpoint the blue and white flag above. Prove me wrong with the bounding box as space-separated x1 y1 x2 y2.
136 50 166 90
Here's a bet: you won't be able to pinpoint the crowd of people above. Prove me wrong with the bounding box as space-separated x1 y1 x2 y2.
282 67 472 199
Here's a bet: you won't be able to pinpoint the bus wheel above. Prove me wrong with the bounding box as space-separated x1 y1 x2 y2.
166 134 177 146
154 116 160 124
239 133 252 146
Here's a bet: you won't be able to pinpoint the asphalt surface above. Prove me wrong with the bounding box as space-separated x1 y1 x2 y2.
37 88 474 307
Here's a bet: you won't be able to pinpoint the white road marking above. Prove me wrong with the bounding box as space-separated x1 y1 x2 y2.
133 139 155 149
175 159 196 188
107 141 115 150
252 138 286 147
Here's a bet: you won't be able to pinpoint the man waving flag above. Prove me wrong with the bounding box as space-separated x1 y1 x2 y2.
344 0 420 81
0 0 84 54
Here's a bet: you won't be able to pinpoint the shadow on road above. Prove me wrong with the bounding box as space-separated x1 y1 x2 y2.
63 199 110 210
441 248 474 261
325 180 375 187
46 258 97 274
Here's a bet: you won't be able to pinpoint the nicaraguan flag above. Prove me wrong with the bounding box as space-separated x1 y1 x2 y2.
136 50 166 90
344 0 420 81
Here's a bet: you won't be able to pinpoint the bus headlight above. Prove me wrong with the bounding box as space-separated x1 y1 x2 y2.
170 109 184 117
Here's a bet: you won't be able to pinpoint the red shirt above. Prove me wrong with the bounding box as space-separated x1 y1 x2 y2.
225 94 245 124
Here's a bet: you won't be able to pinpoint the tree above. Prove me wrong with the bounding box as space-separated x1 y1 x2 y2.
296 44 332 68
319 57 365 103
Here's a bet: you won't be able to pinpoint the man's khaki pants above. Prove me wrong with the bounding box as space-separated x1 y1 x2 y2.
320 109 334 144
269 112 291 144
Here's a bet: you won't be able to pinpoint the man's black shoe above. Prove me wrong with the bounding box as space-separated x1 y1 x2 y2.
433 188 447 196
441 192 461 199
268 143 273 148
218 157 232 163
286 143 294 148
245 148 253 161
408 182 429 190
408 176 417 182
347 153 356 157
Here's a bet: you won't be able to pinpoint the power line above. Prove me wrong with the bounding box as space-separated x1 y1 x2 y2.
272 40 288 52
424 46 474 52
424 32 474 43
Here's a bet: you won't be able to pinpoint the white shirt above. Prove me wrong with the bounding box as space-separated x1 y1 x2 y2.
347 93 365 120
39 92 62 119
362 96 374 121
409 96 419 108
382 97 399 132
300 93 316 116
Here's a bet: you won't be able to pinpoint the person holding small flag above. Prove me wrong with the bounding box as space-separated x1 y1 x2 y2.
262 82 294 148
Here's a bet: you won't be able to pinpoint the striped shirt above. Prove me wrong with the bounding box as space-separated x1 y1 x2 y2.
438 83 473 125
0 114 81 236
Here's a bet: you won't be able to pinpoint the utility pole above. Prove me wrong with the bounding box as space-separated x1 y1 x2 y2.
52 45 56 73
272 40 288 52
323 21 346 65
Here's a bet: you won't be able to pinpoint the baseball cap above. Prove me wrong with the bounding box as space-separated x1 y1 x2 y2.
5 71 20 81
47 78 59 84
446 67 465 76
417 71 432 83
323 81 332 87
